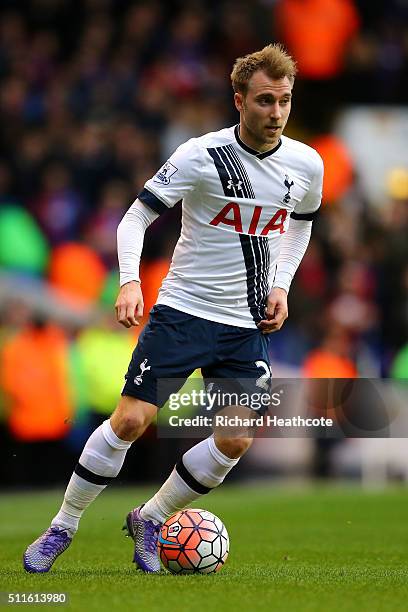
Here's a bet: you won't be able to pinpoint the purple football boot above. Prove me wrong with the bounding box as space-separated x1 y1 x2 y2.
123 505 161 573
23 527 72 573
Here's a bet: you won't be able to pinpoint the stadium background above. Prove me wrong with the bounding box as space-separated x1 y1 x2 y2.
0 0 408 489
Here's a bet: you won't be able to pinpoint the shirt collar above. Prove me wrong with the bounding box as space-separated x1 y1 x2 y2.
234 125 282 159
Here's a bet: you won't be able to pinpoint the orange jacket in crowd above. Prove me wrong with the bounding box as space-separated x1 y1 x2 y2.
302 349 358 378
1 323 73 441
275 0 360 79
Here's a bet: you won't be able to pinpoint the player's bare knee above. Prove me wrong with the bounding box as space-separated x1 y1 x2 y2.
110 397 157 441
215 436 253 459
120 413 145 439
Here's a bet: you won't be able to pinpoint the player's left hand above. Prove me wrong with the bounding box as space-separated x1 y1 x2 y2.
257 287 288 334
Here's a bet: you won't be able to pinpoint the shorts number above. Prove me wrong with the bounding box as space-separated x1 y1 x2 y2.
255 360 271 391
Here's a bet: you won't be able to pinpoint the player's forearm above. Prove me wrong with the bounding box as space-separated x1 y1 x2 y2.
117 199 158 286
272 219 313 293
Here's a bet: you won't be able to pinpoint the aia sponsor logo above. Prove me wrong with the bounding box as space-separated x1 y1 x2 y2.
209 202 287 235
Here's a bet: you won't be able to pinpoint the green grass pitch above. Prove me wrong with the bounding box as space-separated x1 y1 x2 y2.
1 485 408 611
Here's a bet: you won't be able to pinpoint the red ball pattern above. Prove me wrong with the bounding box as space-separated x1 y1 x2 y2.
158 508 229 574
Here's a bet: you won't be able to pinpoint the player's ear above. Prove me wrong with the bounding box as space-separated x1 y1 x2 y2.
234 92 244 113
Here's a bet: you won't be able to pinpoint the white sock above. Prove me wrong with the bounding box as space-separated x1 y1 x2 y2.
52 420 132 535
141 436 239 524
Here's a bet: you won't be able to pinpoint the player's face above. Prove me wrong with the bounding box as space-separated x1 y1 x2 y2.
234 71 292 152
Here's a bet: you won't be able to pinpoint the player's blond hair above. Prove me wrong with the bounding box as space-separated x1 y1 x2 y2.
231 44 297 95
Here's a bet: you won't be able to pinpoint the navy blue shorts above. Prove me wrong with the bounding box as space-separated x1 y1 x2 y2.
122 305 271 412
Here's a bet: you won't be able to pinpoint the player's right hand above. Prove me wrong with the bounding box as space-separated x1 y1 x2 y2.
115 280 144 328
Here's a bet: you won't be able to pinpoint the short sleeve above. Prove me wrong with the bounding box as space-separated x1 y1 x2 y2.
290 153 324 221
138 138 202 214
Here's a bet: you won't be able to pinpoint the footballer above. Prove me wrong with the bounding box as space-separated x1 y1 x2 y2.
24 44 323 573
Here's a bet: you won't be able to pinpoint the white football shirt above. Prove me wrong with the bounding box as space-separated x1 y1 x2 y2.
139 125 323 328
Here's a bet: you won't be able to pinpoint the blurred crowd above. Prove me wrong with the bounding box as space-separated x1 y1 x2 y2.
1 0 408 481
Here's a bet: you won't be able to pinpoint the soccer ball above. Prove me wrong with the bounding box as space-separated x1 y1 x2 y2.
158 508 229 574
